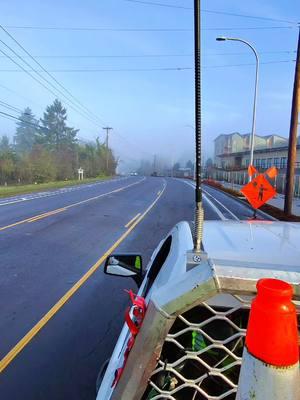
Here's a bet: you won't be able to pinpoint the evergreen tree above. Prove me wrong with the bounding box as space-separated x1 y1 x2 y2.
173 162 180 172
0 135 16 183
0 135 11 153
39 99 78 149
14 108 38 154
186 160 194 170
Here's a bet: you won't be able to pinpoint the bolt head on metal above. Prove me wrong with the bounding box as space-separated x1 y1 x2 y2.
193 255 202 262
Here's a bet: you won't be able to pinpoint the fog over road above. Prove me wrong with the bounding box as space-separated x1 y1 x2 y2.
0 177 269 400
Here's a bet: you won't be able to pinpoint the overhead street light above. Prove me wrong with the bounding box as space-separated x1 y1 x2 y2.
216 36 259 181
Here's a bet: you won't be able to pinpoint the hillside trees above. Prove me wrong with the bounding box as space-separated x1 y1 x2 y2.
0 99 117 184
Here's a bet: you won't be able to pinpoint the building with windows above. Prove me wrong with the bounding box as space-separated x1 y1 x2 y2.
214 132 300 171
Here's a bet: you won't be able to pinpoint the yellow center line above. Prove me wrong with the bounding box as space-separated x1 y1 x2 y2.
26 208 67 223
0 181 167 373
0 178 145 232
125 213 141 228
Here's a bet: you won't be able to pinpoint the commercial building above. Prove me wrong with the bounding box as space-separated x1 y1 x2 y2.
211 132 300 196
214 132 300 170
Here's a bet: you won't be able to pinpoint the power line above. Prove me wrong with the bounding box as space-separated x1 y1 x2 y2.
124 0 192 10
1 25 295 31
112 130 153 158
0 50 295 59
0 99 23 114
3 26 192 32
203 60 296 69
0 26 107 128
124 0 297 25
0 110 47 131
0 60 294 72
0 81 41 107
0 67 192 72
0 40 103 128
0 28 105 127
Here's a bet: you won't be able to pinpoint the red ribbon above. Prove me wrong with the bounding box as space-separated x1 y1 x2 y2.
111 290 147 387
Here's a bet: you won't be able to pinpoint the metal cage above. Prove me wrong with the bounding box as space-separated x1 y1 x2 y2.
110 246 300 400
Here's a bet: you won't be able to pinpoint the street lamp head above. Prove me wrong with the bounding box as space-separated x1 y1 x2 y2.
216 37 227 41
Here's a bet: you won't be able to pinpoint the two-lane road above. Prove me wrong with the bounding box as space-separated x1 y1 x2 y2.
0 177 269 400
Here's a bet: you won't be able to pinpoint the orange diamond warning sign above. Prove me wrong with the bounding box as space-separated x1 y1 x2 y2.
241 174 276 209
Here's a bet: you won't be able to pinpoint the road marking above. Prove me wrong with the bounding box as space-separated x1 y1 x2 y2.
0 178 145 232
0 177 129 207
181 180 227 221
203 193 227 221
26 208 67 223
125 213 141 228
0 181 166 373
202 188 240 221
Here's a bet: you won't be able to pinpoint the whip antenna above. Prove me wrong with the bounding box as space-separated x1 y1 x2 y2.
193 0 204 251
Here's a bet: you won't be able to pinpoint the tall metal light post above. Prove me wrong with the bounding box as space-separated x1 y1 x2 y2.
216 37 259 181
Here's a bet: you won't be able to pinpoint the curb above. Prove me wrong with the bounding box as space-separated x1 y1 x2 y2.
203 184 278 221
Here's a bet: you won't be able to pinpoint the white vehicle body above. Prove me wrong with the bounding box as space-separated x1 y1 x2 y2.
97 220 300 400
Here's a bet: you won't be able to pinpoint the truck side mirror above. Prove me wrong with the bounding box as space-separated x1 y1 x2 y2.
104 254 144 287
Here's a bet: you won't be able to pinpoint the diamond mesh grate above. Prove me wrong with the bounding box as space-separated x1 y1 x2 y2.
142 294 300 400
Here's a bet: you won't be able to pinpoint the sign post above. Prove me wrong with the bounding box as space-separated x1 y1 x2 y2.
78 168 84 181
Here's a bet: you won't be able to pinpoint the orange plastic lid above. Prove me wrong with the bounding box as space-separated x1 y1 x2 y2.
246 278 299 366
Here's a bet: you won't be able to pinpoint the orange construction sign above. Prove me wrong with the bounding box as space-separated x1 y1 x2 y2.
241 174 276 209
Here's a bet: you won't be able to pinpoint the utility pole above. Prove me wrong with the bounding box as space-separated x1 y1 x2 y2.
284 27 300 215
153 154 157 173
102 127 113 173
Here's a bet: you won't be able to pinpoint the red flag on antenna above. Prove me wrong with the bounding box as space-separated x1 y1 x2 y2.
248 165 258 177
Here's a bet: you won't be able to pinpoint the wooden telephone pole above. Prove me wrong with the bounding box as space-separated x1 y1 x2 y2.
102 127 113 173
284 27 300 215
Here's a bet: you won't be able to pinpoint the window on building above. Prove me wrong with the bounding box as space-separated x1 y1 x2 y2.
267 158 272 168
261 159 266 168
280 157 287 169
274 157 280 168
245 159 249 167
256 159 261 168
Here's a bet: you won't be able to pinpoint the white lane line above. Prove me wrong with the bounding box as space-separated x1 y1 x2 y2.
0 177 131 207
202 188 240 221
203 193 227 221
0 178 147 232
181 180 227 221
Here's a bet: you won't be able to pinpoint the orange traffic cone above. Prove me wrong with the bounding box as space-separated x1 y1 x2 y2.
237 278 300 400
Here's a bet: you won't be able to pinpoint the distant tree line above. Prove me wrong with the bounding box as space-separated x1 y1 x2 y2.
0 99 117 185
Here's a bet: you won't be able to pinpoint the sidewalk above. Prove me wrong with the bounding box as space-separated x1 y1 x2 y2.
220 181 300 217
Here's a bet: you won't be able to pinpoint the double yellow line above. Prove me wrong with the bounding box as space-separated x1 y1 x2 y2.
0 181 166 373
0 178 145 233
125 213 141 228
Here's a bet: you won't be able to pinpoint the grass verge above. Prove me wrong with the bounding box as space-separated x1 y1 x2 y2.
0 176 113 199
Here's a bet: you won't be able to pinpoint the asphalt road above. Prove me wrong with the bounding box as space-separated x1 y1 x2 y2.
0 177 269 400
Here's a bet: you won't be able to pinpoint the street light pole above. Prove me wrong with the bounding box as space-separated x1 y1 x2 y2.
216 37 259 181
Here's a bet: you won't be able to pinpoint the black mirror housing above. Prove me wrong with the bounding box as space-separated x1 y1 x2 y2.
104 254 144 286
